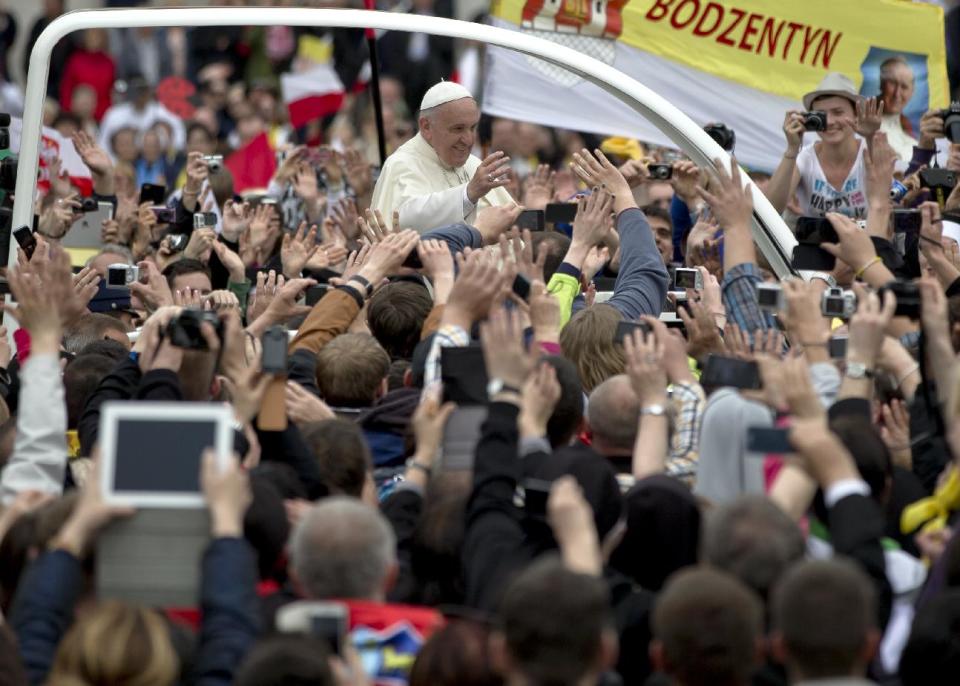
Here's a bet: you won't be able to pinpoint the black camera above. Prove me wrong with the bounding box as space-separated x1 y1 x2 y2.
938 102 960 143
704 122 736 152
648 164 673 180
0 155 17 192
165 310 224 350
802 110 828 132
920 167 957 195
878 281 921 320
80 197 99 213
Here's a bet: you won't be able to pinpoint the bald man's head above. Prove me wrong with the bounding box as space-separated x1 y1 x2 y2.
587 375 640 456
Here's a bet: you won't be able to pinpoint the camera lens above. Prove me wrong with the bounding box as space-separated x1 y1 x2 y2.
944 107 960 143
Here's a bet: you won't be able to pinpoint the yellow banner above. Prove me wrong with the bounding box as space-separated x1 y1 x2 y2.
493 0 948 109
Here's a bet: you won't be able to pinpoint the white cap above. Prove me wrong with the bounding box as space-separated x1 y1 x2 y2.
419 81 473 112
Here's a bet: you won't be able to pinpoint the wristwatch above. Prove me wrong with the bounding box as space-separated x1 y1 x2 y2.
406 458 432 476
845 362 875 380
487 378 521 399
808 272 838 289
640 404 668 417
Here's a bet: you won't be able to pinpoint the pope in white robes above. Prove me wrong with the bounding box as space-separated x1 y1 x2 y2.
371 81 515 233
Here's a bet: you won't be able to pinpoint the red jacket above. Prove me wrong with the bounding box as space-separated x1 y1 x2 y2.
59 50 115 121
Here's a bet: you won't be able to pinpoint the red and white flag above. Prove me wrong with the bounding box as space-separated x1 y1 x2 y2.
8 118 93 196
281 63 346 128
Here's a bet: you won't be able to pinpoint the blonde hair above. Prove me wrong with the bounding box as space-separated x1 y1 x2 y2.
48 601 179 686
559 304 626 393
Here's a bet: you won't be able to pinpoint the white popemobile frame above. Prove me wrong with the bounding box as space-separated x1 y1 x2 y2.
10 6 798 284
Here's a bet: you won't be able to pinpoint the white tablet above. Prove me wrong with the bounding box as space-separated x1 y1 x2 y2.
62 201 114 249
99 401 234 508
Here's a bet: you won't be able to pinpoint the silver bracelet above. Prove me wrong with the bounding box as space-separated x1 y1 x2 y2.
896 363 920 388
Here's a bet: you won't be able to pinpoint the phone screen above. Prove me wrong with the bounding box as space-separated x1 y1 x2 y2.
791 244 836 271
613 320 652 345
139 183 167 205
545 203 577 224
523 478 552 517
746 426 793 454
261 326 288 374
700 355 762 390
13 226 36 259
310 613 346 655
795 216 840 244
516 209 545 232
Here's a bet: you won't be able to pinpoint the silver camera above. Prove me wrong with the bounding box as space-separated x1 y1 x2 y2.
820 287 856 319
202 154 223 173
673 267 703 290
193 212 218 230
106 263 140 288
756 283 783 313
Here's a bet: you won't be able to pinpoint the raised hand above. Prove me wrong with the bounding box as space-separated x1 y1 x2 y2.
782 110 806 156
185 227 216 262
203 289 241 312
622 324 668 405
330 198 361 241
856 96 884 138
547 476 602 575
286 381 335 425
444 250 506 329
281 222 320 278
221 199 252 243
847 285 897 367
678 300 725 362
780 279 831 349
71 130 114 195
211 240 247 284
618 159 649 189
473 202 524 244
480 305 531 390
670 160 702 205
572 189 615 250
697 156 753 233
201 449 251 538
342 148 373 199
467 151 512 204
821 212 881 275
570 148 633 207
864 132 897 213
357 208 398 244
519 361 562 439
129 260 174 313
522 164 556 210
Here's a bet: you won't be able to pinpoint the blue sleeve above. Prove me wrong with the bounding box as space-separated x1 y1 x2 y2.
721 262 776 336
193 538 262 686
9 550 85 686
420 223 484 255
670 195 693 263
608 208 670 320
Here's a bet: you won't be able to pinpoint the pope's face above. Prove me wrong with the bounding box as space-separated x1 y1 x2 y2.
421 98 480 168
881 63 915 115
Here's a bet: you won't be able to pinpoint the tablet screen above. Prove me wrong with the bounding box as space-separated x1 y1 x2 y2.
113 419 216 494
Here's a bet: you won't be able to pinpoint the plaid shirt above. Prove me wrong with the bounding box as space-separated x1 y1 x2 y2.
423 324 471 390
666 381 706 486
722 262 776 338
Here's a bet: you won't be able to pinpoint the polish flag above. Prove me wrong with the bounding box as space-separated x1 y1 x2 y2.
281 63 346 128
8 118 94 196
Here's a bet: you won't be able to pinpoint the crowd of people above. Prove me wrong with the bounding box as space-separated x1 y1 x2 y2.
1 2 960 686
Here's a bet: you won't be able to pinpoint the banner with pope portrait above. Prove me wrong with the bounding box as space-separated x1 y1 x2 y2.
482 0 948 171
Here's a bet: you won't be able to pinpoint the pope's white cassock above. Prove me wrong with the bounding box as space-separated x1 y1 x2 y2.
371 84 513 233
